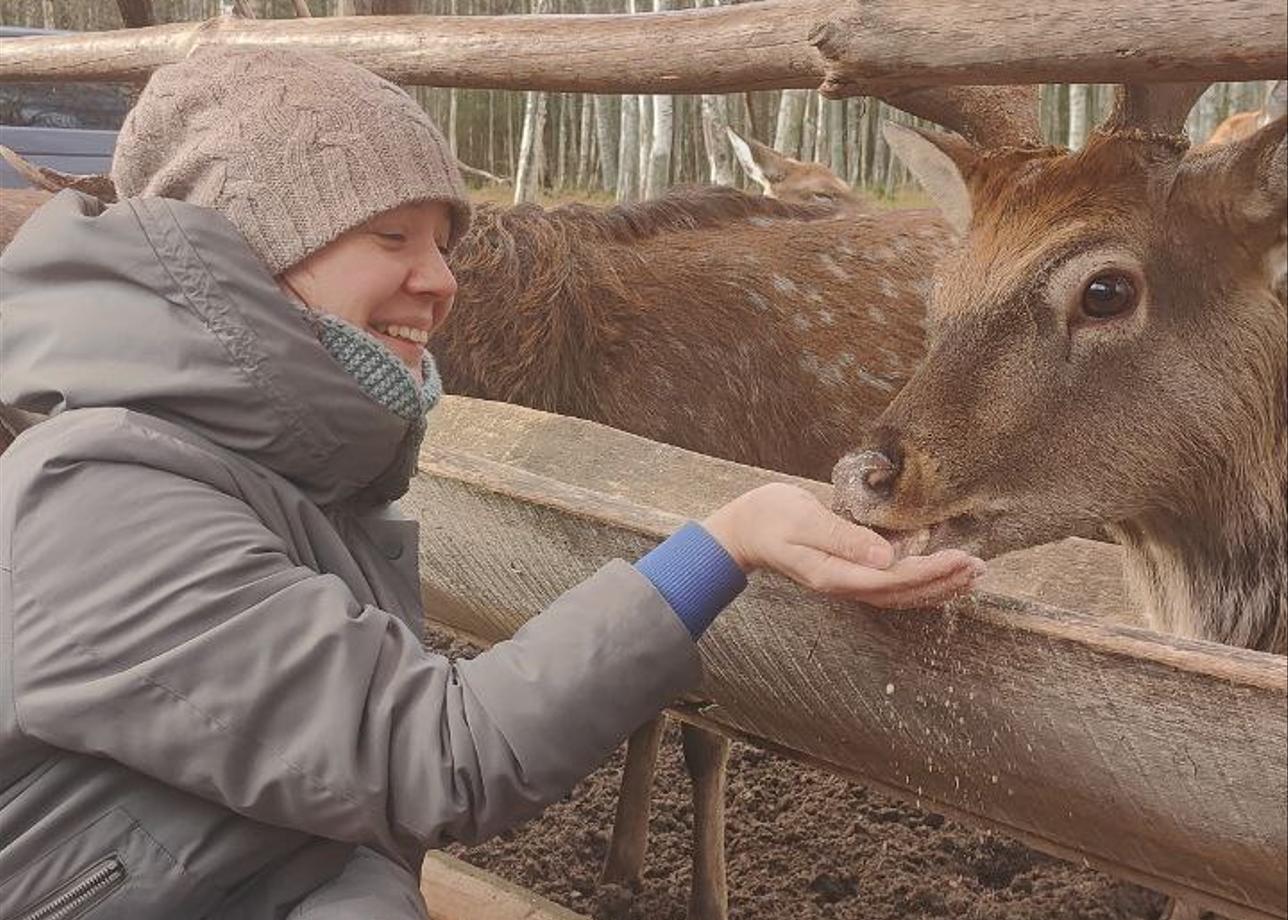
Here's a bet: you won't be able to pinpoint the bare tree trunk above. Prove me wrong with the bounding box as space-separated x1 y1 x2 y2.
827 97 845 175
1068 83 1089 150
616 90 640 201
700 93 735 185
773 89 808 157
646 91 673 198
446 0 459 155
555 94 569 189
800 90 817 162
514 89 548 204
576 94 594 188
846 97 862 185
487 90 497 177
1194 84 1222 142
640 0 675 198
594 95 619 193
638 92 653 193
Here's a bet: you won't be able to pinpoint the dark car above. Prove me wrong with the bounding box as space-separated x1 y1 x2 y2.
0 26 135 188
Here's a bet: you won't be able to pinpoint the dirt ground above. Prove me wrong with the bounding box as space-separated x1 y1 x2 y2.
429 628 1167 920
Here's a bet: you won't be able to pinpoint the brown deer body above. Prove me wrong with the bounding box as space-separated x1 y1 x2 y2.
439 189 944 480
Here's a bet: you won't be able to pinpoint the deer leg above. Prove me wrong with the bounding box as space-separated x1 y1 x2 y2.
681 722 731 920
599 715 665 889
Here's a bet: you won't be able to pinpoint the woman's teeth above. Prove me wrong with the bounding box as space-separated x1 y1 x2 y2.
376 324 429 345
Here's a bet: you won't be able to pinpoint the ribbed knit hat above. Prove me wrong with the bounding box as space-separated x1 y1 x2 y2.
111 45 470 275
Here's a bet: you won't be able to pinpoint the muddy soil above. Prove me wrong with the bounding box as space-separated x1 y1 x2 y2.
430 630 1167 920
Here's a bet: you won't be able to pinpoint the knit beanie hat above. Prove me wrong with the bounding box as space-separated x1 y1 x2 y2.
111 45 470 275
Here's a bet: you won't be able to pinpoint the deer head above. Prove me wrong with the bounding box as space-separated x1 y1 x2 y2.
725 127 866 213
832 83 1286 644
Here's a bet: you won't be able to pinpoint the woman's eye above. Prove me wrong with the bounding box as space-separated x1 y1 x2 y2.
1081 272 1138 319
376 232 406 243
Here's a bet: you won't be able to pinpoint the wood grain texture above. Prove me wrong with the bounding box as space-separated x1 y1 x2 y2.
404 397 1287 920
1 0 1282 89
420 852 591 920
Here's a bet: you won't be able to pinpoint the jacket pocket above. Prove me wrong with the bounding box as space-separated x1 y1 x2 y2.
11 855 125 920
1 808 185 920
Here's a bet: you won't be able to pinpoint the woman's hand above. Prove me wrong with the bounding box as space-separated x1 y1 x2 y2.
702 483 986 609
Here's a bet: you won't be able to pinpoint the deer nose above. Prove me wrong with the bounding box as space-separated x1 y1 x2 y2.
835 450 900 497
832 448 902 520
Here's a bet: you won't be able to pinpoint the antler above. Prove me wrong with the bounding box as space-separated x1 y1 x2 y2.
0 146 118 202
1099 82 1210 148
876 85 1043 149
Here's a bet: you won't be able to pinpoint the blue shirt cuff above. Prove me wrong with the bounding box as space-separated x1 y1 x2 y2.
634 521 748 639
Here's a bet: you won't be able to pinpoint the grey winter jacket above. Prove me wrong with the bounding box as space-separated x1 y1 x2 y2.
0 192 702 919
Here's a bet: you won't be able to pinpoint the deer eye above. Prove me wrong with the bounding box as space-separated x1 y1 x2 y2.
1081 272 1138 318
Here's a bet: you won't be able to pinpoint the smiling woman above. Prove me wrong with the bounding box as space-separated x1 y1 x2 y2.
0 43 984 920
277 200 459 383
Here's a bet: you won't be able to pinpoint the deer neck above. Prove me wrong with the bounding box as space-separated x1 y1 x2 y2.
1109 442 1287 654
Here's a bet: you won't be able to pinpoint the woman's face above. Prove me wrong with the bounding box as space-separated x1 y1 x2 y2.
277 200 457 382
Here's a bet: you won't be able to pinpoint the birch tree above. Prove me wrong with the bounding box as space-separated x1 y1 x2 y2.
827 97 846 175
511 0 552 204
1067 84 1089 150
513 88 547 203
593 95 618 193
773 89 808 158
638 92 653 194
617 91 640 201
700 94 735 185
646 93 674 198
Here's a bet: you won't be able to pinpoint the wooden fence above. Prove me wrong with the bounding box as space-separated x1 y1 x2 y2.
405 397 1288 920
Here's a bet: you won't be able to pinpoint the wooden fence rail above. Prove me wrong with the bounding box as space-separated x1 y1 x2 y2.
0 0 1284 90
403 396 1288 920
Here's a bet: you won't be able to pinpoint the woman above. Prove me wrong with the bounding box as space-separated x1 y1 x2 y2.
0 46 984 920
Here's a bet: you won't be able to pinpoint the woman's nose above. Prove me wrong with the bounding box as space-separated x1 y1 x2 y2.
407 247 458 300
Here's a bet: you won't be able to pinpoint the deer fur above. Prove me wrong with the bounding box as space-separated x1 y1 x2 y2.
439 187 946 480
834 95 1287 656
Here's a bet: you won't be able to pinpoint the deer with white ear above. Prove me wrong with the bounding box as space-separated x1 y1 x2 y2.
725 126 870 213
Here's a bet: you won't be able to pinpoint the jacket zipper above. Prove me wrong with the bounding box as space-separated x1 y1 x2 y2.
16 856 126 920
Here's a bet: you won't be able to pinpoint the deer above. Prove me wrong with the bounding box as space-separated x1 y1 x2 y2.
725 126 871 214
0 86 1031 920
831 83 1286 920
1203 79 1286 147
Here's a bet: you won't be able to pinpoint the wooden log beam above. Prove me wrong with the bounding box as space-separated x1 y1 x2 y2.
420 852 591 920
0 0 1282 89
404 397 1288 920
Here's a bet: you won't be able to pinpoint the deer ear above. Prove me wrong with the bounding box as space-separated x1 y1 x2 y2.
1220 116 1286 231
1260 80 1287 128
883 122 976 236
726 127 793 192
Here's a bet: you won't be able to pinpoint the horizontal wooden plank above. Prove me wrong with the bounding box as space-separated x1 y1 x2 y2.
405 397 1287 920
0 1 1282 89
420 852 590 920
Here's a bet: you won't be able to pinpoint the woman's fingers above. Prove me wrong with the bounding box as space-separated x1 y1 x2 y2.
780 545 984 603
809 510 895 569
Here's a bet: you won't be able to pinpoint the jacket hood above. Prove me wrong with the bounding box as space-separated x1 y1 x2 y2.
0 190 421 506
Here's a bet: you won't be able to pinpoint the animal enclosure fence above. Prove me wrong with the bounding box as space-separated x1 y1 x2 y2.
1 3 1285 918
